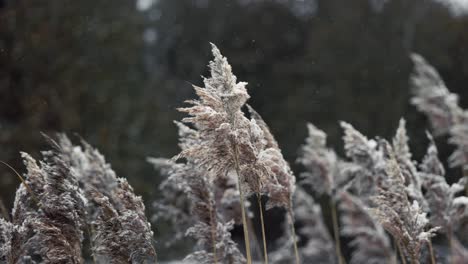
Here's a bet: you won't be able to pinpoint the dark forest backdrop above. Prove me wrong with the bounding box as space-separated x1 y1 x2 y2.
0 0 467 260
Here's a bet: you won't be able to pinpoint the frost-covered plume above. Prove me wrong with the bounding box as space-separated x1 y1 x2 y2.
149 122 200 227
148 157 193 247
270 188 336 264
419 134 467 239
157 166 244 263
340 122 386 203
246 105 278 150
177 44 286 203
341 122 380 168
176 43 296 262
0 218 14 263
8 137 87 263
149 118 245 264
410 53 468 172
151 157 245 263
90 180 157 263
299 123 349 196
410 53 463 135
181 163 245 263
38 138 87 262
372 141 439 263
339 191 395 264
54 135 156 263
298 122 348 263
176 44 256 186
6 152 44 263
11 153 46 226
246 105 296 210
179 121 250 225
56 135 119 201
149 121 245 242
392 119 427 211
246 105 300 262
449 113 468 170
184 221 246 264
419 138 453 233
420 133 446 177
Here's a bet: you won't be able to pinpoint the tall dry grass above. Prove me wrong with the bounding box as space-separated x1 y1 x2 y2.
0 46 467 264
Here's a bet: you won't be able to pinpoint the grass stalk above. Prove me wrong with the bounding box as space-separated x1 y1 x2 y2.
0 198 9 221
447 226 454 264
256 194 268 264
396 241 407 264
330 198 345 264
88 224 97 264
427 239 436 264
463 166 468 197
209 202 219 264
287 206 300 264
0 160 40 205
246 216 262 260
232 143 252 264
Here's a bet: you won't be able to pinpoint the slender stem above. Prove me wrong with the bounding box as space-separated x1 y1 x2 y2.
257 194 268 264
427 240 436 264
0 198 9 221
0 161 40 205
287 206 300 264
396 241 407 264
88 224 97 264
246 216 262 260
232 144 252 264
330 198 344 264
463 166 468 197
448 226 453 264
391 238 398 264
209 200 218 264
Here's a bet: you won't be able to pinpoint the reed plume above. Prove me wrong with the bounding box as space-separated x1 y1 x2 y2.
372 141 439 264
340 121 386 203
419 134 466 236
8 136 87 264
299 122 350 263
270 188 336 264
298 123 342 196
90 183 157 264
148 157 193 247
246 105 296 211
0 217 14 263
150 120 245 263
246 105 298 263
339 191 395 264
410 53 468 182
392 119 427 212
55 135 157 263
176 43 300 263
410 53 463 136
175 44 259 263
150 156 245 263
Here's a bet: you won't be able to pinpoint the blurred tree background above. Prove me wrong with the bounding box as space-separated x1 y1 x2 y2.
0 0 467 260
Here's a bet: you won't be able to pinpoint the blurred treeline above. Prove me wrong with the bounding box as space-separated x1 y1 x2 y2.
0 0 467 259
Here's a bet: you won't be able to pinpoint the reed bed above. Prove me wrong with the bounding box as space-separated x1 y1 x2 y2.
1 46 467 264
